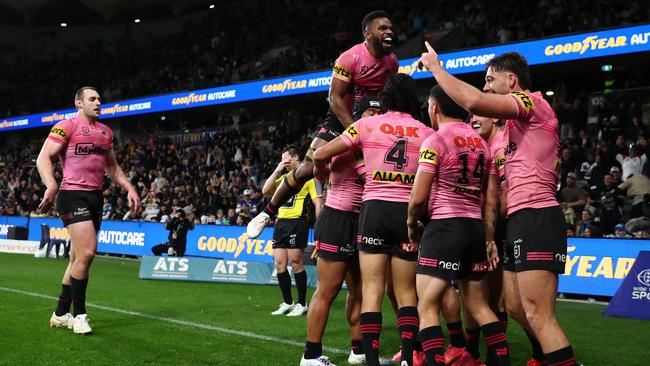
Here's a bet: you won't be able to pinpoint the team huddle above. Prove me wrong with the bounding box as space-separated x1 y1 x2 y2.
247 10 577 366
38 9 576 366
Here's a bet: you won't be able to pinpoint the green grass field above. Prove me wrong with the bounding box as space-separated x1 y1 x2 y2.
0 253 648 366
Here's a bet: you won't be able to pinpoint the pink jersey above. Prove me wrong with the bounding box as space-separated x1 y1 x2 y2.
332 43 399 111
504 91 560 215
488 129 506 198
47 116 114 191
418 122 490 220
325 148 365 213
340 111 434 203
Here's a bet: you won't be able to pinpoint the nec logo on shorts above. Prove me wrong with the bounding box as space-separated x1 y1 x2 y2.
418 257 460 270
75 143 105 155
360 236 384 246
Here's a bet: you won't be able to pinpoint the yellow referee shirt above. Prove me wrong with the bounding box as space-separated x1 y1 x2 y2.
274 175 321 219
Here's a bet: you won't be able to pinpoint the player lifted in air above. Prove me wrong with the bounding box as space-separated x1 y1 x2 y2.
247 10 398 239
39 87 141 335
419 42 576 366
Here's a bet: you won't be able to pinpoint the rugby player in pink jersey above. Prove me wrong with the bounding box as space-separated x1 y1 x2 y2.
300 97 381 366
408 86 509 366
314 74 433 366
419 42 576 366
37 87 141 335
247 10 398 239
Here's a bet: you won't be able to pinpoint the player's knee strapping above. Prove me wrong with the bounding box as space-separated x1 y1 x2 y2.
304 146 316 162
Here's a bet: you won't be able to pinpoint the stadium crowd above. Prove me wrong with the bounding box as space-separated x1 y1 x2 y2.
1 0 648 117
0 90 649 239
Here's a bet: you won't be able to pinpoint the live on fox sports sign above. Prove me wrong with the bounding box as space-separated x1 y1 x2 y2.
2 216 650 297
0 24 649 133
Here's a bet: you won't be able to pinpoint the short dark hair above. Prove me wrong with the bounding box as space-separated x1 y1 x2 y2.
429 85 468 121
175 209 186 218
361 10 389 32
380 74 420 119
281 145 300 158
486 52 531 90
75 86 97 101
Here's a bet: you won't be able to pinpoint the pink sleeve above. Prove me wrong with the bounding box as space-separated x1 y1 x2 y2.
508 92 535 121
47 119 73 144
332 51 355 83
340 120 364 148
417 135 440 175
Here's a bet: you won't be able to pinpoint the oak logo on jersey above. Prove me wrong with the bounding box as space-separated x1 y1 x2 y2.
380 124 419 137
49 126 68 140
511 91 535 112
453 136 484 149
419 147 438 165
343 124 359 140
371 170 415 184
333 64 351 80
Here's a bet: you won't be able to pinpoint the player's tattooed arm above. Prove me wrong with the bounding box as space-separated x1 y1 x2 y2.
483 174 498 243
329 77 355 127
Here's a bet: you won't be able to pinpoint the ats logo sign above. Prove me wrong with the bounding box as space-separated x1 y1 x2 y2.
152 257 190 279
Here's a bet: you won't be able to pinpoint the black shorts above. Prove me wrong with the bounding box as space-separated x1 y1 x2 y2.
357 200 417 261
57 190 103 231
272 218 309 249
315 110 344 142
417 218 488 281
505 206 567 273
314 205 359 262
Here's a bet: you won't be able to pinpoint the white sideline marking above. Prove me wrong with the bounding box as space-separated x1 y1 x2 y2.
0 286 347 355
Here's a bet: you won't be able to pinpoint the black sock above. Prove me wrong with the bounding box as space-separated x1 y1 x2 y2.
351 339 364 355
304 341 322 359
545 346 576 366
482 321 511 366
70 276 88 317
294 270 307 306
413 338 423 352
54 284 72 316
360 312 382 366
276 271 293 304
497 311 508 332
397 307 419 366
446 321 466 348
525 330 545 362
264 202 277 217
465 327 481 359
419 326 445 366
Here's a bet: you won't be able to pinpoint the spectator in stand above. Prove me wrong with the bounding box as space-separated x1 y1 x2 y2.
566 225 576 238
215 209 229 225
606 223 632 239
616 144 647 181
575 210 592 237
599 194 623 235
237 189 258 215
610 166 623 186
560 172 588 220
227 208 237 225
618 168 650 218
102 197 113 220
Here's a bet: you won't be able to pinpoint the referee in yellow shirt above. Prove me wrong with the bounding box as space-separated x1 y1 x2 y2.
264 146 323 317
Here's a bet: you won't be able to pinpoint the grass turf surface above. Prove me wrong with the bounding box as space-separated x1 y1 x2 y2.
0 253 648 365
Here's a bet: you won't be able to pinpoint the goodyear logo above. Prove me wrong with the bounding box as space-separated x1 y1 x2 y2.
172 92 208 106
50 227 70 241
563 246 635 280
419 147 438 165
511 91 535 112
544 35 627 56
41 113 66 123
343 124 359 140
49 126 68 139
372 170 415 184
0 119 28 129
398 59 433 76
101 104 128 116
332 64 351 80
197 232 273 259
262 79 307 93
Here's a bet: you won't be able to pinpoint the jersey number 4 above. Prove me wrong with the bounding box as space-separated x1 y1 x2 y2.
385 139 407 171
457 153 485 185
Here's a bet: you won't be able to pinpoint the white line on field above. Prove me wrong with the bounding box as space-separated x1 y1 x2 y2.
0 286 347 355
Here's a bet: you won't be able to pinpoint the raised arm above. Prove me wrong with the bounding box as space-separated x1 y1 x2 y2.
105 148 141 213
418 42 520 120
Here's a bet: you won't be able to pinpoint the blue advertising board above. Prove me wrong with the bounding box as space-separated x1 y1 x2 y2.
1 24 649 133
4 215 650 296
0 216 28 239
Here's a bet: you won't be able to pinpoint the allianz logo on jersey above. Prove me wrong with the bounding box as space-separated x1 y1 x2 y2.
152 257 190 278
212 260 248 281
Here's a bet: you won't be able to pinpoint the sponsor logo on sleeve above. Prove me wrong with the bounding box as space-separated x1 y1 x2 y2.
418 147 438 165
343 124 359 140
333 64 352 80
49 126 68 140
511 92 535 112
